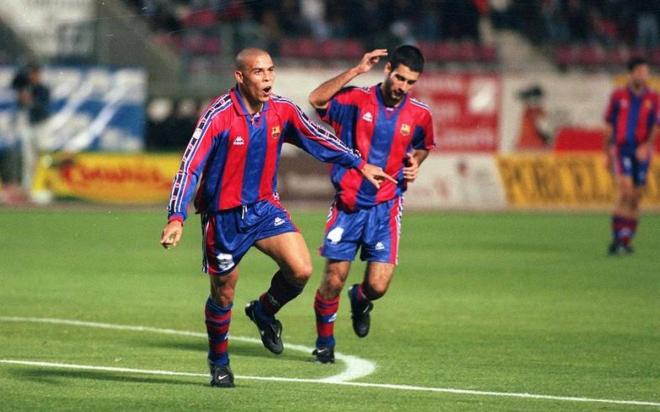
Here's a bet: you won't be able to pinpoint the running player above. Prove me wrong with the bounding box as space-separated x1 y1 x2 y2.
160 48 394 387
308 45 434 362
604 57 658 255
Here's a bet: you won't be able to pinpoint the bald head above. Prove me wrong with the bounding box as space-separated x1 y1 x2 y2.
233 48 275 112
235 48 271 71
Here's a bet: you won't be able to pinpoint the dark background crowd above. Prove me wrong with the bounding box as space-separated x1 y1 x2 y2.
126 0 659 53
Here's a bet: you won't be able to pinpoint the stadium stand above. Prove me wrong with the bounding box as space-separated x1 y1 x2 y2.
122 0 499 70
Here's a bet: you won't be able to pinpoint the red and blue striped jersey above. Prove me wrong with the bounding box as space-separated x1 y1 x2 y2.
604 86 658 148
168 87 365 222
317 84 435 210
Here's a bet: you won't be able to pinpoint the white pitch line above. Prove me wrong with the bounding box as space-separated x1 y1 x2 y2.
0 316 375 382
1 359 659 408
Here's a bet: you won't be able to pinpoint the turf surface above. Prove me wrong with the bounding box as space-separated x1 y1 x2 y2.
0 209 658 411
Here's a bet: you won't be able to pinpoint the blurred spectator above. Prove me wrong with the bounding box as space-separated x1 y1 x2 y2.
588 8 618 47
10 63 50 193
489 0 515 30
516 85 551 150
635 0 659 50
415 0 441 39
441 0 481 42
542 0 569 44
301 0 331 40
566 0 590 42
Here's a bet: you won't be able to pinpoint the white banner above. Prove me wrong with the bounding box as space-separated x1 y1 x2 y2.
405 154 506 209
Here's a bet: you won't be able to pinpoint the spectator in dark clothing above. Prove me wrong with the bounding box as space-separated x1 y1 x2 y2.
12 63 50 124
12 63 50 192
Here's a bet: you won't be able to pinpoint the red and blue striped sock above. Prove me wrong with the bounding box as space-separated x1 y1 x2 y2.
628 218 638 245
205 297 232 366
612 215 630 245
258 271 304 319
314 290 338 348
354 282 378 305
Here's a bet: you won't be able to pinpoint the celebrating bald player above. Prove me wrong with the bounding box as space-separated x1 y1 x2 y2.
160 48 394 388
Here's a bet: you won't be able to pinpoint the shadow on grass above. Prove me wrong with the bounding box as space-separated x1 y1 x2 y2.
10 367 203 387
144 339 313 363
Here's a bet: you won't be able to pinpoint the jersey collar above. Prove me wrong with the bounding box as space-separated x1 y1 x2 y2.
626 83 649 98
373 83 408 110
231 86 270 116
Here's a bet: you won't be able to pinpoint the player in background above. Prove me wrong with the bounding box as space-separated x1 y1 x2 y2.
308 45 434 363
604 56 659 255
160 48 394 387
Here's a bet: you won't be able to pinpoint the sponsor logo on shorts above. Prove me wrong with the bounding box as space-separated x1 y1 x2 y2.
623 157 632 169
216 253 235 272
375 242 385 251
274 217 285 226
326 227 344 244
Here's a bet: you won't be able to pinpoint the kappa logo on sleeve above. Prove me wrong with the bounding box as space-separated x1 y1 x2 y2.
362 112 373 122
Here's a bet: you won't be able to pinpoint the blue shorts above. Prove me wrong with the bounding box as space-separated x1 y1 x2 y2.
201 199 298 276
319 197 404 265
613 148 651 187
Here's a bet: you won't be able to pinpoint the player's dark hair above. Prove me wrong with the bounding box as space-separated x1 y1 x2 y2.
389 45 424 73
627 56 647 72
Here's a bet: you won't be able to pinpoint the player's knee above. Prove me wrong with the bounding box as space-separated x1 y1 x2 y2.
630 195 641 210
210 284 235 307
323 275 346 296
620 182 634 197
290 261 313 284
367 282 389 299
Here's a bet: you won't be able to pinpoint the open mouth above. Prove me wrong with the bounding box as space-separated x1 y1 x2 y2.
263 86 272 94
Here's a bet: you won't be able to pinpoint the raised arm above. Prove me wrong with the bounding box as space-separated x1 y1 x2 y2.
308 49 388 109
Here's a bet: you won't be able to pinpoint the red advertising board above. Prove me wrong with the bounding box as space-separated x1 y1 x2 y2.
412 73 501 152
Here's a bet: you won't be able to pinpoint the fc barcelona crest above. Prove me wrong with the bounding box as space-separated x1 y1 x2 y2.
400 123 411 136
272 126 281 138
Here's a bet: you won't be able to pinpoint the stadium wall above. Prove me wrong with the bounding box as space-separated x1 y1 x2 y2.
18 68 660 210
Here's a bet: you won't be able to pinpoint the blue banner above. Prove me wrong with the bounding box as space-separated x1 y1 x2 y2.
0 66 146 152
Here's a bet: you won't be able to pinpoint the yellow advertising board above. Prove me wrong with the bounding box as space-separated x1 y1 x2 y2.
497 153 660 208
613 74 660 90
33 153 180 204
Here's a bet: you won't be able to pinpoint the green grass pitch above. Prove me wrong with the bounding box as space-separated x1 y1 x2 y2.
0 209 658 411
